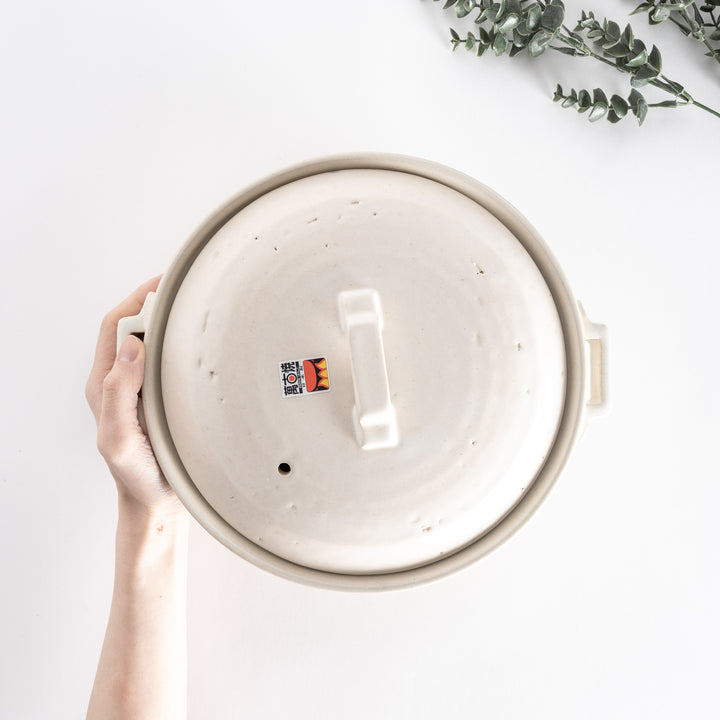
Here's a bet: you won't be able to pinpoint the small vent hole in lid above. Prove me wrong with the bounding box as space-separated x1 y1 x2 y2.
278 463 292 476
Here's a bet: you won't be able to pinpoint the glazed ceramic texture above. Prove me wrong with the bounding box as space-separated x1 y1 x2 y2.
123 154 607 591
161 169 566 574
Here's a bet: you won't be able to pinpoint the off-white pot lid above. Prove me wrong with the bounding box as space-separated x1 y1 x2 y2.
161 168 566 575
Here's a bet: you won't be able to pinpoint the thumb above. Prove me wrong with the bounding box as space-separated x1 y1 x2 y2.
97 335 146 460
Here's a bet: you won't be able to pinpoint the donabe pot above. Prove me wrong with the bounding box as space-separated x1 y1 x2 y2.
119 154 609 591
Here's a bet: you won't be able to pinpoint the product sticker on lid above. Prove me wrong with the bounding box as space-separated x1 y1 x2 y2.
279 357 330 398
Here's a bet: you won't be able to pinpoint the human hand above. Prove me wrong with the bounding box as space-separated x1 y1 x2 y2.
86 277 187 521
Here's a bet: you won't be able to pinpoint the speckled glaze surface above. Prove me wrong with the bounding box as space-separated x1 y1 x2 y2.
161 169 566 574
133 154 605 591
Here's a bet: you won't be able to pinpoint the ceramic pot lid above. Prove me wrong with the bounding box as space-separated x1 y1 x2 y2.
161 168 566 574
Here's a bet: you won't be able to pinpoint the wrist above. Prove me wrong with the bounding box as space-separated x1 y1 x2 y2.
116 494 189 576
117 490 189 534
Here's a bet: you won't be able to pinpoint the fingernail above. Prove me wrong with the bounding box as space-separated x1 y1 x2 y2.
118 336 140 362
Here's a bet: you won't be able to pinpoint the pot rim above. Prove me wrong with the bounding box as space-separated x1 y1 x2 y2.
143 152 586 591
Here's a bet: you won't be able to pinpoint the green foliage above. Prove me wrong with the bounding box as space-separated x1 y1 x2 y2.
573 11 672 91
553 84 648 124
444 0 567 58
432 0 720 126
630 1 720 63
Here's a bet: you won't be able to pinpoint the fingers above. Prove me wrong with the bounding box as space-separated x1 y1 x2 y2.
86 275 161 419
96 335 146 467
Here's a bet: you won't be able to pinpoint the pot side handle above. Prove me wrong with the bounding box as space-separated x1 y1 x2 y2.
578 302 610 422
116 292 157 353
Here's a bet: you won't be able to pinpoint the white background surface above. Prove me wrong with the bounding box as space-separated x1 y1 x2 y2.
1 1 718 718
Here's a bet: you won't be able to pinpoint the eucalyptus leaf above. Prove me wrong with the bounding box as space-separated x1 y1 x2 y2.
604 43 632 57
528 30 551 56
456 0 476 18
628 88 644 111
622 23 635 50
487 0 506 23
648 44 662 71
592 87 608 106
630 65 658 86
605 20 621 40
526 3 542 31
493 32 508 54
541 4 564 31
565 32 585 50
626 48 648 67
497 13 520 33
610 94 629 117
588 102 608 122
650 5 672 23
629 89 649 125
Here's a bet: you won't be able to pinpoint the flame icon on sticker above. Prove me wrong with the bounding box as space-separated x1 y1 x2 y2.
303 358 329 392
279 356 330 397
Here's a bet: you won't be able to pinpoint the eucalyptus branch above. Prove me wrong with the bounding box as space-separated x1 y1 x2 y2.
630 0 720 64
552 85 652 123
435 0 720 125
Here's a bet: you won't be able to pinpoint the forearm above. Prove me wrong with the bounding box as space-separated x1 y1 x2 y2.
87 497 189 720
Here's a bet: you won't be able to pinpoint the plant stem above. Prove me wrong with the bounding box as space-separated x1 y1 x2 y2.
554 26 720 120
692 99 720 118
668 15 692 35
678 6 720 64
445 1 720 124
